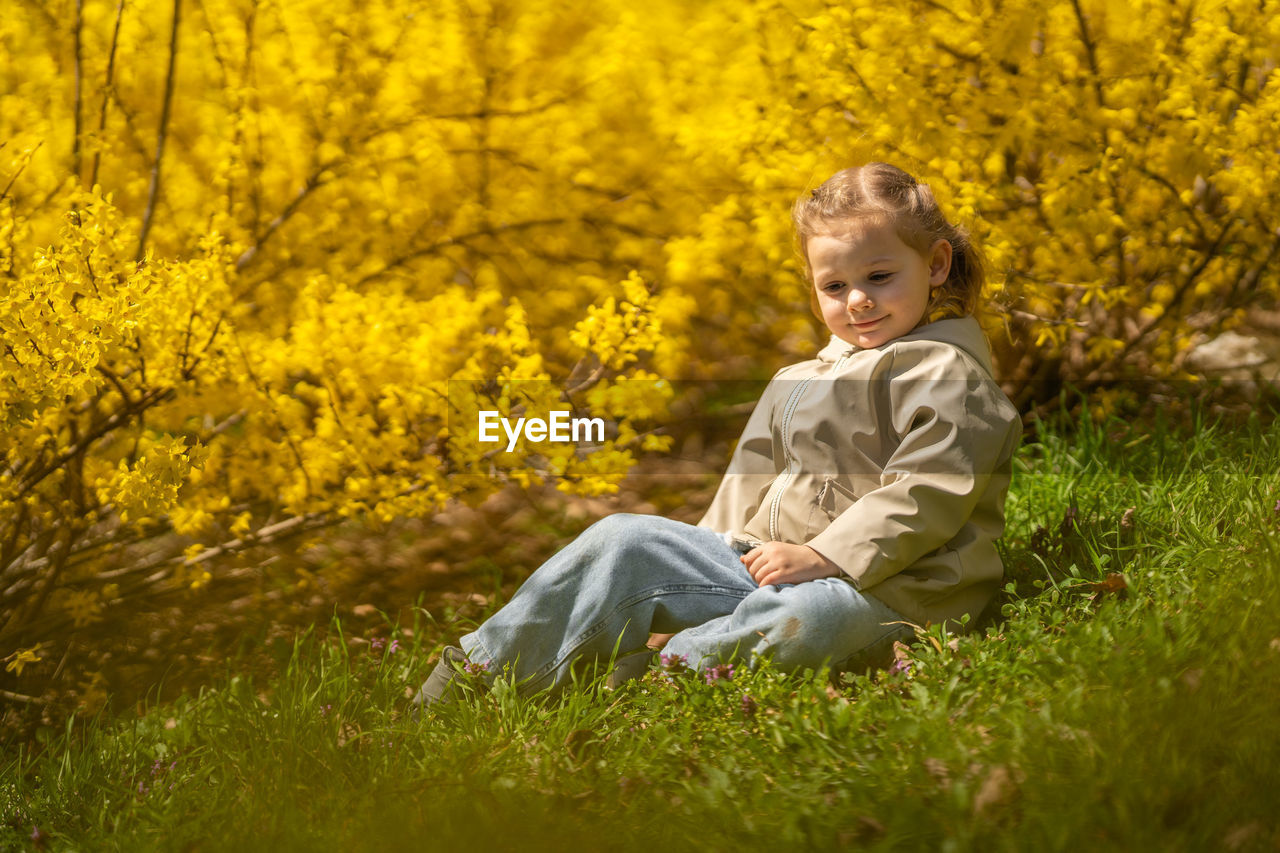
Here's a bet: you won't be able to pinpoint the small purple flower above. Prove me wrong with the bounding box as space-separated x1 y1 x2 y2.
659 653 689 672
740 693 758 717
370 637 386 653
889 658 914 677
462 660 491 676
319 703 333 718
703 663 736 684
30 825 47 848
387 639 401 655
1274 498 1280 515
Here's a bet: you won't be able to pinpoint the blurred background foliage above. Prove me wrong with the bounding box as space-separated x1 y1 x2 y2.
1 0 1278 725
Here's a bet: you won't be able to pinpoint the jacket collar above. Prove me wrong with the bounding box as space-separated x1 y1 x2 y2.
816 315 996 375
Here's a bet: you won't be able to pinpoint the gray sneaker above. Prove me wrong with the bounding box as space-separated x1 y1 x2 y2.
409 645 469 715
606 648 658 689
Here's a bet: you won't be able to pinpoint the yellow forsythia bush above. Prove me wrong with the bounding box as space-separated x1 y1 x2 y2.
653 0 1280 399
2 0 1277 700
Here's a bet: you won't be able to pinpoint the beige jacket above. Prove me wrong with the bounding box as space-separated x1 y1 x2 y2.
698 316 1021 629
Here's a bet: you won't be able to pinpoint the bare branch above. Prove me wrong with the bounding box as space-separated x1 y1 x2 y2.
0 502 32 582
355 217 570 287
12 386 176 505
3 524 77 638
233 161 338 273
426 99 570 122
1082 220 1238 382
88 0 127 191
89 510 338 588
1069 0 1107 108
96 363 135 408
0 139 43 204
136 0 182 261
0 689 49 706
72 0 84 182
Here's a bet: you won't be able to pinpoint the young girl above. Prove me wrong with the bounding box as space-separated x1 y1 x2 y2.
413 162 1021 710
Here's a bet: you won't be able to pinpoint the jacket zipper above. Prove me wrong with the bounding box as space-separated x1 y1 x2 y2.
767 352 850 541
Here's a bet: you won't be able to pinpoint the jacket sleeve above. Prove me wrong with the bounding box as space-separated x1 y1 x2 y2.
696 368 788 534
804 345 1020 590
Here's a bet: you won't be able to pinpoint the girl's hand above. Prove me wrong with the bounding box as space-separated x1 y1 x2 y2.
741 542 844 587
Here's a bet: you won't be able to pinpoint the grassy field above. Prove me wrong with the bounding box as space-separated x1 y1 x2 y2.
4 404 1280 851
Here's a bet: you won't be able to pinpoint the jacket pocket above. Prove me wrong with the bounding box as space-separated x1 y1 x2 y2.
807 476 860 536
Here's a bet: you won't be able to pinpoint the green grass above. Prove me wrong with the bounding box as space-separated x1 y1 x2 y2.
4 407 1280 851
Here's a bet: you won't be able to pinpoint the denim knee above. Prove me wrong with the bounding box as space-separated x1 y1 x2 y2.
746 580 903 671
577 512 680 560
579 513 649 548
752 587 840 669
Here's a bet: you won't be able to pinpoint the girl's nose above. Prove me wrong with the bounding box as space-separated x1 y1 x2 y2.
847 288 874 312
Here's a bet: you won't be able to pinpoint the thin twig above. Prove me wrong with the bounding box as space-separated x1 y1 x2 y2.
72 0 84 182
355 217 570 287
1083 221 1237 382
426 99 571 122
2 523 131 589
0 141 40 203
0 689 49 706
136 0 182 261
0 501 31 581
1069 0 1106 108
91 511 338 585
88 0 127 191
12 386 175 504
233 160 338 272
6 524 78 639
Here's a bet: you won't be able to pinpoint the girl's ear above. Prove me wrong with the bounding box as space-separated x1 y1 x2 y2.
928 239 953 288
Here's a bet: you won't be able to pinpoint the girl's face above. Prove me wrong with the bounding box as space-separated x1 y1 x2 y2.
807 218 952 349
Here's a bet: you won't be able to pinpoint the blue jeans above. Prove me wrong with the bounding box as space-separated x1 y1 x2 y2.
459 513 914 694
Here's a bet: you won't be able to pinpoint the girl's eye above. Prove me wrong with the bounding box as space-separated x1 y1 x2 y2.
823 282 845 293
869 272 891 282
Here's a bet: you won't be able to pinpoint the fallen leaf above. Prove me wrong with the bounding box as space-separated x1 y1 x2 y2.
839 815 886 845
972 765 1017 817
923 757 950 784
892 640 912 662
563 728 593 762
1087 573 1128 598
352 603 378 617
1222 822 1264 851
825 684 849 702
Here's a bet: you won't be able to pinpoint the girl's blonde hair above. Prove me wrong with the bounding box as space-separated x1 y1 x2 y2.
792 162 985 323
